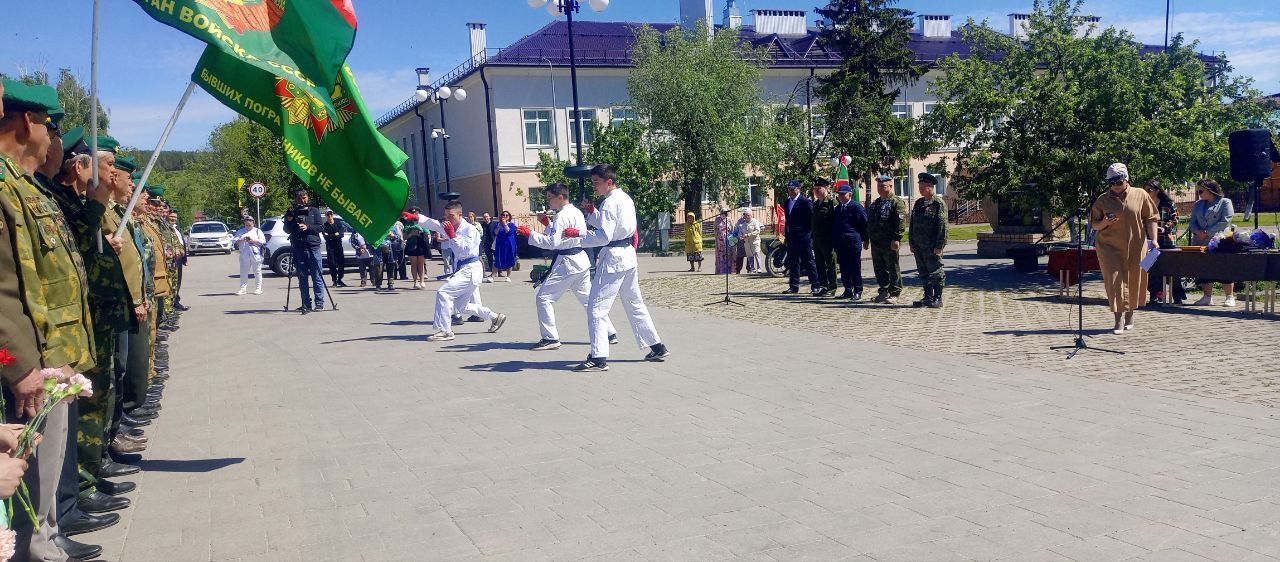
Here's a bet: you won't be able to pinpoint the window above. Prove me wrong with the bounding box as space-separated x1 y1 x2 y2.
921 102 939 117
892 103 912 119
569 109 597 145
893 168 912 199
523 109 553 147
926 163 948 196
810 113 827 139
746 176 765 207
610 107 638 127
528 186 548 213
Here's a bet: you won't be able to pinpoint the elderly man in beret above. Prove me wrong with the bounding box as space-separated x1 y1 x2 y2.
909 172 948 308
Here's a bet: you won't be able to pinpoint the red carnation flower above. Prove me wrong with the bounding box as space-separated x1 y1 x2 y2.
0 348 15 367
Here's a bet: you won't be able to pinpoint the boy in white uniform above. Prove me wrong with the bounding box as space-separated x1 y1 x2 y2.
410 201 507 341
563 164 669 372
517 182 617 351
234 216 266 295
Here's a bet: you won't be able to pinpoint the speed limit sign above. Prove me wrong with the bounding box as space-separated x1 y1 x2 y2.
248 182 266 199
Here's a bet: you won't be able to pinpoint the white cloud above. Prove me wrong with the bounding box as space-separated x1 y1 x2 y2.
349 67 419 118
105 90 237 151
1106 10 1280 94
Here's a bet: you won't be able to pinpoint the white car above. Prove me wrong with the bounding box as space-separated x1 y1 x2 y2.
260 215 358 276
186 221 233 254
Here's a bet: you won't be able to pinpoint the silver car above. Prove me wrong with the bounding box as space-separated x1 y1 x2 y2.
187 221 233 254
260 215 359 276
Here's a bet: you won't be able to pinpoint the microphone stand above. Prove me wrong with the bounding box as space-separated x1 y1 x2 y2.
705 213 745 307
1044 185 1123 359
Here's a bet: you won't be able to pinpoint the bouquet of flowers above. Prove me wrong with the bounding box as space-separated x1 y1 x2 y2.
0 350 92 561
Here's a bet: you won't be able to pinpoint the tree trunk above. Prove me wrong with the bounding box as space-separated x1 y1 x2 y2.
683 177 703 220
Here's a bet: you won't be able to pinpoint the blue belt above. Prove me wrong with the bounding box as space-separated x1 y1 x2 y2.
606 238 634 248
437 256 480 280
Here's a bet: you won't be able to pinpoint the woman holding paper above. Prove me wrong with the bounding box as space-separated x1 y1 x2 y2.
1090 163 1159 335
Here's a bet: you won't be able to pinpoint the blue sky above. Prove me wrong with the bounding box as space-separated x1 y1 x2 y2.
3 0 1277 150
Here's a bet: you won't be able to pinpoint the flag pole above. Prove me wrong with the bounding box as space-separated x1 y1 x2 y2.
91 0 102 252
115 81 197 237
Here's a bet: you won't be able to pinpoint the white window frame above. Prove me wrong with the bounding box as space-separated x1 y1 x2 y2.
569 108 598 146
610 107 639 127
893 168 913 200
892 102 912 119
921 102 939 117
926 164 947 196
522 108 554 148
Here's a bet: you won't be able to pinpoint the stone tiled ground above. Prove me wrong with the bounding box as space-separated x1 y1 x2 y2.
92 253 1280 561
641 251 1280 408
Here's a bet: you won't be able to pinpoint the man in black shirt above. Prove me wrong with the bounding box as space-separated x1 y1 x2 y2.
283 188 327 313
321 210 346 287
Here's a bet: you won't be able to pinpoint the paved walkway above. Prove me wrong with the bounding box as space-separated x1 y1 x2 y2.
94 253 1280 561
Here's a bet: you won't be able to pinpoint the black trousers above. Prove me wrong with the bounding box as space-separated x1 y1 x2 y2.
813 241 837 290
785 236 818 291
834 236 864 292
326 243 345 283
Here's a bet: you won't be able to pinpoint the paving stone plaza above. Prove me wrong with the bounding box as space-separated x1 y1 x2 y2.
96 252 1279 561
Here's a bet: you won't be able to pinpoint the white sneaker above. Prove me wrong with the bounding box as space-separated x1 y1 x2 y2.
1223 296 1237 307
426 331 455 342
236 288 247 295
483 277 493 283
504 277 511 283
1192 295 1213 306
253 288 263 295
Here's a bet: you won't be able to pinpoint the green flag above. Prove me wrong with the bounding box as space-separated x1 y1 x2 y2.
193 46 409 244
132 0 357 114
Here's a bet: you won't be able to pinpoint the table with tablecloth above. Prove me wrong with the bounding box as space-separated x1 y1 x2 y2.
1149 250 1280 313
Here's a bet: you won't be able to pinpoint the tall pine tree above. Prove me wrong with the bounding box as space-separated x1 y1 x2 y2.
815 0 925 196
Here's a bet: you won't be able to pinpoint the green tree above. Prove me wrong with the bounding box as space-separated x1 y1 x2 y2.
628 24 770 218
1 68 110 133
814 0 925 189
920 0 1268 216
534 121 676 221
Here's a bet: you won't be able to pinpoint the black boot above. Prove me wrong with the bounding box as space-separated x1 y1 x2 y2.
927 285 944 308
912 286 931 308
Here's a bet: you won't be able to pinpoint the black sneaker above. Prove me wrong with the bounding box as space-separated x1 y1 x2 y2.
467 315 484 323
531 339 562 351
783 287 799 294
838 290 853 299
608 333 620 345
451 315 464 326
573 358 609 372
645 343 670 362
301 307 311 315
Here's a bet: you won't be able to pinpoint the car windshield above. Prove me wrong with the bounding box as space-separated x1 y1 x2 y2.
262 220 277 232
190 224 227 234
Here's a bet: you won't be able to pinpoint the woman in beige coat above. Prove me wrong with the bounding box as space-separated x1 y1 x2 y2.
1090 163 1159 334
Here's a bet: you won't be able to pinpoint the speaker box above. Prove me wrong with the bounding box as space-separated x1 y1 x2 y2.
1228 129 1276 182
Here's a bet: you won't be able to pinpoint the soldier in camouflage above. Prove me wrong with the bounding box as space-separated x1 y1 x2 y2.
910 173 948 309
867 174 907 304
810 179 839 297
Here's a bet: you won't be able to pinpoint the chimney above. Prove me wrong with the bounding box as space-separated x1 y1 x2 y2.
918 14 951 39
680 0 714 41
753 9 808 36
1074 15 1100 37
467 22 487 65
1008 13 1030 39
723 0 742 31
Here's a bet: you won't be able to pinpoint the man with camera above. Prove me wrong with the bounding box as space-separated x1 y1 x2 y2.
283 188 327 313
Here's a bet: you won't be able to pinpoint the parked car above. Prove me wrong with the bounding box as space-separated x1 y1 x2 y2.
260 215 360 276
186 221 233 254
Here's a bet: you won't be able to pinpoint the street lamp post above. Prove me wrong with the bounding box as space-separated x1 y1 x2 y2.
527 0 610 201
416 82 468 199
414 68 435 216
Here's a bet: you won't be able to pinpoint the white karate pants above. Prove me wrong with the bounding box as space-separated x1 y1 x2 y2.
433 261 496 332
536 261 616 342
588 266 661 359
239 252 263 291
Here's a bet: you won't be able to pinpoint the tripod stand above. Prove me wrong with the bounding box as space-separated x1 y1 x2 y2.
705 266 745 306
281 252 340 312
1044 197 1122 359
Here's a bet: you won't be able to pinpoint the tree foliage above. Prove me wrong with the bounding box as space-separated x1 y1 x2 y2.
919 0 1270 216
628 25 770 218
814 0 925 185
534 120 676 221
1 68 110 133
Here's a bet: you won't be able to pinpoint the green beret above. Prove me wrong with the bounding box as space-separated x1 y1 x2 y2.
1 79 65 124
114 155 137 173
145 184 165 197
917 172 937 186
96 135 119 153
61 127 90 158
130 170 142 182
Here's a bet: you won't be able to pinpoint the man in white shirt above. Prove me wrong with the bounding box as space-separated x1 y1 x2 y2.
517 183 618 351
563 164 668 372
412 200 506 341
233 216 266 295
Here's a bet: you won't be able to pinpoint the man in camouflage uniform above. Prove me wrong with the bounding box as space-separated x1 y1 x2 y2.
107 159 153 476
910 173 948 308
124 187 170 434
0 79 97 562
165 208 189 313
810 179 838 297
867 174 907 304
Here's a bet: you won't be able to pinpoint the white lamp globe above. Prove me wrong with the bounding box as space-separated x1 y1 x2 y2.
414 89 431 102
436 86 452 100
841 155 853 166
527 0 548 7
453 88 468 102
830 157 839 167
588 0 609 11
547 0 563 16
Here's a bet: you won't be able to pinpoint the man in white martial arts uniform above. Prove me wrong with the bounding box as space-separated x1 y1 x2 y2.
411 200 507 341
563 164 669 372
517 182 618 351
234 216 266 295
